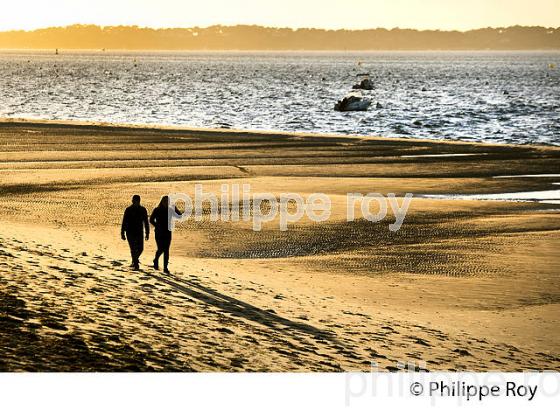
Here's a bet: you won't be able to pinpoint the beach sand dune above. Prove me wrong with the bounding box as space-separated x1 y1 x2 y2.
1 121 559 371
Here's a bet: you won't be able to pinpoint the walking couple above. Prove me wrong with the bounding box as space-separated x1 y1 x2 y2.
120 194 180 273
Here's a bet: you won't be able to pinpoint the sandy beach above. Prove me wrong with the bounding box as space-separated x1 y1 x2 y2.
1 119 559 371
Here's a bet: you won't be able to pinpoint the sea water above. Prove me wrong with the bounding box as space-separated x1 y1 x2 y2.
1 50 558 145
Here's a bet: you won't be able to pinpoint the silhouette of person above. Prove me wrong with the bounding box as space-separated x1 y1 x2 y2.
150 195 181 274
121 194 149 270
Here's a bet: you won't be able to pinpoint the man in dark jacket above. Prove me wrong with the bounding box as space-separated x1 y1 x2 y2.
121 194 150 270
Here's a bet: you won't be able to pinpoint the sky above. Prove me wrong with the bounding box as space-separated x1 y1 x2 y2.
1 0 559 31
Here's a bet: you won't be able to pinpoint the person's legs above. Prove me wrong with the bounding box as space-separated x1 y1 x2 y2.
126 235 136 265
153 234 164 270
163 239 170 271
137 237 144 261
153 250 162 269
159 233 171 273
127 234 143 269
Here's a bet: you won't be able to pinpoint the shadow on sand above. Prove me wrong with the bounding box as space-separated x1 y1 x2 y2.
147 271 337 343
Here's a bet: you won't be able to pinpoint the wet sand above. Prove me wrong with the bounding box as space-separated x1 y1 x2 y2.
1 119 559 371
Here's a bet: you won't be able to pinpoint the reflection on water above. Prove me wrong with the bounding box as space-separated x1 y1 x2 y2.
0 50 559 145
421 190 560 204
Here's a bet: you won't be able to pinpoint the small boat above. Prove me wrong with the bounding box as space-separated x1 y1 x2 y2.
334 92 372 112
352 77 374 90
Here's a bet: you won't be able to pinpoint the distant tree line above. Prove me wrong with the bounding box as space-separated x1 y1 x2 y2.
0 24 559 50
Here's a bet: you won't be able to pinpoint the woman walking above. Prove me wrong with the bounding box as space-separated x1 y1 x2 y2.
149 195 179 274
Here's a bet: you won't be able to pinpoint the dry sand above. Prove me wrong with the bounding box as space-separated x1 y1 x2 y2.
1 120 559 371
